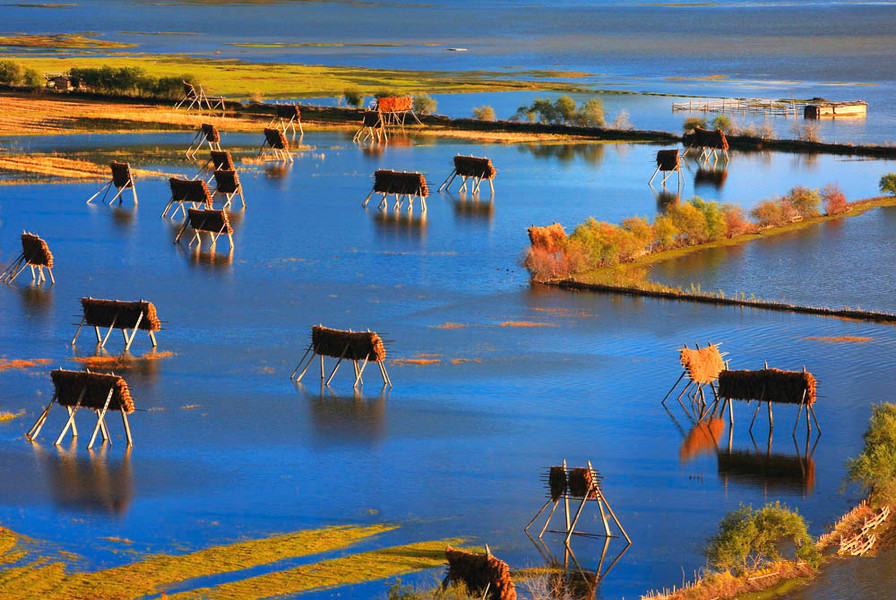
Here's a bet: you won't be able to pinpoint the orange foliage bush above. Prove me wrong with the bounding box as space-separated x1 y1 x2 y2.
821 182 848 216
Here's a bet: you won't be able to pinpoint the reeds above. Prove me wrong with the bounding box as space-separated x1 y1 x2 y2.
275 104 300 120
51 369 135 413
201 123 220 143
655 149 680 171
679 345 725 384
210 150 235 171
263 127 289 150
213 169 240 194
187 208 232 234
169 177 213 204
693 126 729 150
110 161 134 188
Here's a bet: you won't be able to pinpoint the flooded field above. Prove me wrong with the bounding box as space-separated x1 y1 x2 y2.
3 0 896 143
1 130 895 598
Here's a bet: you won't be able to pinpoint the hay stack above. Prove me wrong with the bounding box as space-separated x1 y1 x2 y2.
311 326 386 362
693 127 729 150
444 547 516 600
718 369 816 405
21 233 53 267
110 162 133 188
679 345 725 384
81 298 161 331
187 208 232 234
567 467 601 499
377 96 413 113
201 123 220 143
655 149 680 171
210 150 235 171
276 104 300 120
373 170 429 196
213 170 241 194
454 155 496 179
527 223 567 253
264 127 289 150
548 465 567 500
169 178 212 204
51 369 135 413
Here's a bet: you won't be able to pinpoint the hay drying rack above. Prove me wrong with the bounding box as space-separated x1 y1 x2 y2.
291 325 392 389
1 232 55 286
86 162 138 206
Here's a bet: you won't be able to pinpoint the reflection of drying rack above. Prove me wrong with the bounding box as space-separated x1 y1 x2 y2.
525 459 630 545
525 533 630 600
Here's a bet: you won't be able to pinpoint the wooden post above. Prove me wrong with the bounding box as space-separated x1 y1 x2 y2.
55 387 86 446
27 392 58 441
121 409 133 447
325 344 351 386
88 388 114 449
123 311 144 353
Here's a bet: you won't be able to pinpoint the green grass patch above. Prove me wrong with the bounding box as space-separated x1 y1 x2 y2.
0 34 135 50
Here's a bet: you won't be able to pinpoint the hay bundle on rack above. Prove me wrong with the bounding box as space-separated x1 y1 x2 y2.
51 369 135 413
655 149 680 171
201 123 220 143
372 170 429 196
110 162 134 189
169 178 213 204
445 547 516 600
567 467 601 499
311 326 386 362
21 233 53 267
679 345 725 384
693 127 729 150
377 96 413 113
187 208 232 234
210 150 235 171
718 368 816 405
81 298 161 331
548 465 567 500
213 170 241 194
264 127 289 150
527 223 567 253
454 155 496 179
276 104 300 120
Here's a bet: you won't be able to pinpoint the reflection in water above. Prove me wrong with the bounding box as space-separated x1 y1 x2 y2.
371 209 427 241
449 192 495 223
694 167 728 190
360 141 385 157
519 142 605 165
299 384 387 445
718 433 817 495
654 189 680 212
225 207 245 227
111 206 137 227
37 443 133 516
527 533 630 600
176 243 234 270
265 162 293 179
679 418 725 463
18 284 53 316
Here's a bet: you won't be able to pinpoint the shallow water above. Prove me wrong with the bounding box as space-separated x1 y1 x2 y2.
3 0 896 143
0 131 894 598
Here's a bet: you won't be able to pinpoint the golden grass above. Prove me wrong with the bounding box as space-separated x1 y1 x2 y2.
499 321 556 328
392 358 441 366
0 34 136 49
69 351 176 370
432 323 468 329
0 154 177 182
0 412 24 422
0 523 400 599
0 358 52 371
7 54 590 99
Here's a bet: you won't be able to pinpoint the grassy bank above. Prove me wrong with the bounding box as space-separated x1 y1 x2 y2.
550 195 896 323
0 521 463 600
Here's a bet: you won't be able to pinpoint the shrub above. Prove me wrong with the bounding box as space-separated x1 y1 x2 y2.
610 109 632 130
758 120 776 140
847 403 896 506
791 121 820 142
706 502 819 574
782 185 822 218
722 205 752 237
880 173 896 197
343 88 365 108
751 199 799 228
374 89 398 99
412 93 437 115
22 68 43 90
689 197 726 241
821 182 848 215
524 247 570 281
472 105 496 121
711 114 732 133
0 60 23 85
573 98 605 128
555 95 577 124
683 116 707 133
665 202 708 245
